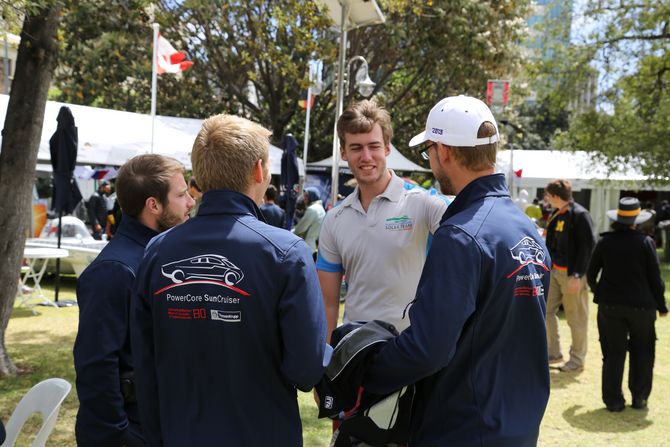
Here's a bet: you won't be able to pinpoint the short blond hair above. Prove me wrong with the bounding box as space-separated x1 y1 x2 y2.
448 122 498 171
191 114 272 193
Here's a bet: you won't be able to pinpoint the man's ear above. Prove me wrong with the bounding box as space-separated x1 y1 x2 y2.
437 143 451 164
252 159 264 184
145 196 161 216
384 143 391 157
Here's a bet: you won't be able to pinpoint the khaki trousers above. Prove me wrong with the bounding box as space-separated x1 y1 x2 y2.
546 268 589 366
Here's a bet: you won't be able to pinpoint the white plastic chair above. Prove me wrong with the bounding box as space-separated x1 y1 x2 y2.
1 378 72 447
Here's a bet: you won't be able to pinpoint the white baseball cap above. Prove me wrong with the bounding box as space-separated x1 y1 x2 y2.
408 95 499 148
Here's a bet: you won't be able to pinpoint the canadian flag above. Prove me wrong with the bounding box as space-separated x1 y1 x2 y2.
298 94 315 110
156 33 193 74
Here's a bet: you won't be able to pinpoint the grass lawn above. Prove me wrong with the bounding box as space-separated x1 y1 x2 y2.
1 260 669 446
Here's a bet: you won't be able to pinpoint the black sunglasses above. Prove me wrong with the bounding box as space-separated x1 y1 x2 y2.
420 142 437 160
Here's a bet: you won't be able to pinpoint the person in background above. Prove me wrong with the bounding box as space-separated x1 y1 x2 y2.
74 154 194 447
131 114 328 446
293 186 326 257
525 197 543 223
363 95 550 446
587 197 667 412
188 177 203 217
87 180 111 240
260 184 286 229
636 200 657 243
544 179 596 373
659 200 670 221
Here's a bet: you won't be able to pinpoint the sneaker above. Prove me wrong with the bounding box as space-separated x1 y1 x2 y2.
631 399 648 410
559 361 584 373
548 355 564 364
606 403 625 412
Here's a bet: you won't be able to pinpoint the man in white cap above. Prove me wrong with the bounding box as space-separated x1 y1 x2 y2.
362 95 551 446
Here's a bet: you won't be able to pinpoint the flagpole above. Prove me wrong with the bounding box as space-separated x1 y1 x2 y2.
302 87 312 176
151 23 159 154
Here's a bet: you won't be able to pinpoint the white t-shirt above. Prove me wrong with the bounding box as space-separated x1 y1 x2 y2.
316 171 448 331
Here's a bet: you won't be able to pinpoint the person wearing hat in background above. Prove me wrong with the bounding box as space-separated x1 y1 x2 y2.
87 180 111 240
293 186 325 259
544 178 596 373
362 95 551 446
587 197 667 412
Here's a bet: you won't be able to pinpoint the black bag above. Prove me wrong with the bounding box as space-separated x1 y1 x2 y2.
316 321 414 447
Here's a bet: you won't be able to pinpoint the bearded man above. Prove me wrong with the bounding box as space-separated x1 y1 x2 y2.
74 154 194 447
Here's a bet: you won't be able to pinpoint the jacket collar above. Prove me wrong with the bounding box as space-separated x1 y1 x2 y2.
115 214 159 246
443 173 509 220
197 189 265 221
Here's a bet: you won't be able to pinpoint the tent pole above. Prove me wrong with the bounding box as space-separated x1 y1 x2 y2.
54 210 62 302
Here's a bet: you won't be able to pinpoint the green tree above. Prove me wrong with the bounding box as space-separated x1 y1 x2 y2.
0 0 62 376
537 1 669 180
54 0 531 162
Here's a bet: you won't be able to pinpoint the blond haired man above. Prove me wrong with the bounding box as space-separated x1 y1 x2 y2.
132 114 329 446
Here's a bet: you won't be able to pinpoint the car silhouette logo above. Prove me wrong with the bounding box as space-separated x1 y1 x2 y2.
161 254 244 286
510 237 546 265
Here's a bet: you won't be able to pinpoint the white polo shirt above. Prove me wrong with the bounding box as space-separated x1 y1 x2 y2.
316 171 448 331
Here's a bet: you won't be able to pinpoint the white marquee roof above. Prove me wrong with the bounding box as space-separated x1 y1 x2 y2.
0 94 303 175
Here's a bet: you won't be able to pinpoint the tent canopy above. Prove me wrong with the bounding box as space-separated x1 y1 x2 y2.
496 149 670 234
496 150 668 191
308 144 428 173
0 94 303 176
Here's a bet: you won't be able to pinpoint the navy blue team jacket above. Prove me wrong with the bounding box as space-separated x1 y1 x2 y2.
74 214 158 446
364 174 551 447
131 189 328 447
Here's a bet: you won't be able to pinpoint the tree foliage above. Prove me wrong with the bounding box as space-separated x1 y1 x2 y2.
537 1 670 180
54 0 531 162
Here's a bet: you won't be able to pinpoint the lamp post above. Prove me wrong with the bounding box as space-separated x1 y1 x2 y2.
302 62 323 176
316 0 385 206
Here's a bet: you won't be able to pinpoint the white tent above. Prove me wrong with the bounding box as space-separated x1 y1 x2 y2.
496 149 670 233
308 144 429 173
0 94 303 176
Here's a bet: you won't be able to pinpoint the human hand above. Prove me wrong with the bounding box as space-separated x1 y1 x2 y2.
312 389 320 406
567 276 581 294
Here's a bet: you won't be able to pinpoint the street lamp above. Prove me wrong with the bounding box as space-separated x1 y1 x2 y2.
346 55 375 97
302 61 323 176
316 0 385 206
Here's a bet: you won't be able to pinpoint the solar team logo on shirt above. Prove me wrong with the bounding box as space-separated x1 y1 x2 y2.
385 215 414 231
506 237 550 279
